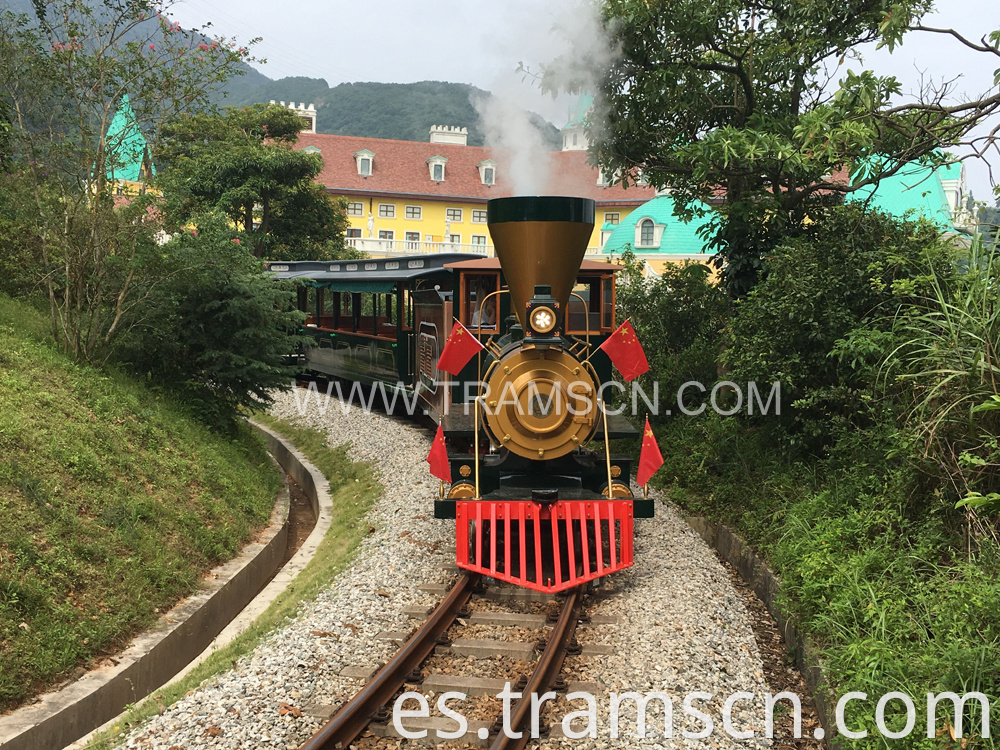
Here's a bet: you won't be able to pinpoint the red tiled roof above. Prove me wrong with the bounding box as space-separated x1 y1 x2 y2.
294 133 655 206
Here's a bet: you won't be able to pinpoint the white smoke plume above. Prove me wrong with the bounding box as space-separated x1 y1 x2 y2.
472 93 551 196
472 0 617 196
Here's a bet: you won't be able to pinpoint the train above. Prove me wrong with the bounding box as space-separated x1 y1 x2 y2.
268 195 653 593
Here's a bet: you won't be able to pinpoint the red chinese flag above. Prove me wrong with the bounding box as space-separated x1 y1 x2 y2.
437 321 485 376
636 417 664 487
426 423 450 482
598 320 649 382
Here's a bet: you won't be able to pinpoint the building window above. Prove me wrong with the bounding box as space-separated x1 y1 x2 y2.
605 212 620 225
405 205 422 220
405 231 420 249
446 208 463 222
353 149 375 176
597 169 619 187
476 159 497 186
471 235 487 245
346 228 361 238
472 209 487 223
639 219 654 246
449 234 461 244
378 230 394 240
572 133 578 146
427 155 448 182
378 204 395 218
347 202 364 216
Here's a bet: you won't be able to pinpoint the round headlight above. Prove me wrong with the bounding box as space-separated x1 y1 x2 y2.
530 306 556 334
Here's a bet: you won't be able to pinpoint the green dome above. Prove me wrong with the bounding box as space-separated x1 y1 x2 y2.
847 160 954 229
603 194 717 255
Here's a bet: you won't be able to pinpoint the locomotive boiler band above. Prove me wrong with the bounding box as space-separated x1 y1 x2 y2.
271 195 658 593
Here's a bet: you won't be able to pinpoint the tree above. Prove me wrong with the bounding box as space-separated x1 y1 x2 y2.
547 0 1000 295
157 103 350 260
0 0 254 361
116 212 302 427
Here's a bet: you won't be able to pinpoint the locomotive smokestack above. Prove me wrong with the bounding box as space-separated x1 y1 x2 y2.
487 196 596 328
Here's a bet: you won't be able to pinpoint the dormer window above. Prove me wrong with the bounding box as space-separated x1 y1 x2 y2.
427 155 448 182
636 218 664 248
353 149 375 177
477 159 497 186
639 219 654 245
301 145 321 155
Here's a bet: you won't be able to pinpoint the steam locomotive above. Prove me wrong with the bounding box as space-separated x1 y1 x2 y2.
270 195 652 593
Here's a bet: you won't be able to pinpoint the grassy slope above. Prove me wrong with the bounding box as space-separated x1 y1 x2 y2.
85 413 380 750
0 295 281 712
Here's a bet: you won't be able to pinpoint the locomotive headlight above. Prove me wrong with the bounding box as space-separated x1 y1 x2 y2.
529 306 556 334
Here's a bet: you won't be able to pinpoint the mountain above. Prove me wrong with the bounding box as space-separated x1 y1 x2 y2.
218 78 562 149
1 0 561 149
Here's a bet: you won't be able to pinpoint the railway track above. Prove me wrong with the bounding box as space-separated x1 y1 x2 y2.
299 573 586 750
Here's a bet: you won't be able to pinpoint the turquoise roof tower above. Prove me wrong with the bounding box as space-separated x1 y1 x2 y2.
563 94 594 129
602 194 717 256
104 94 155 183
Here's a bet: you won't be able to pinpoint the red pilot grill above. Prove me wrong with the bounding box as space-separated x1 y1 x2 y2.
455 500 635 593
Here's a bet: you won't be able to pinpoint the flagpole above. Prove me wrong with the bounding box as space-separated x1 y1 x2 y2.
440 417 445 500
600 399 614 499
474 394 480 500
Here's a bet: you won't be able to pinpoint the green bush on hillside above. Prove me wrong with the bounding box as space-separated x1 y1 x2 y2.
723 204 954 450
615 250 729 421
114 213 302 428
638 203 1000 747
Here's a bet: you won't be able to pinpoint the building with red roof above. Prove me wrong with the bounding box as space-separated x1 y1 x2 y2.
291 119 655 257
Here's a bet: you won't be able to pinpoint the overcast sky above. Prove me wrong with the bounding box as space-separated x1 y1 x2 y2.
165 0 1000 201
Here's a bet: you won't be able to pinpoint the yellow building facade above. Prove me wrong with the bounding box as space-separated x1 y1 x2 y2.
293 123 655 258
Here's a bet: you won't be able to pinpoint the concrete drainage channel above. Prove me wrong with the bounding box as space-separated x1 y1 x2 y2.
0 420 332 750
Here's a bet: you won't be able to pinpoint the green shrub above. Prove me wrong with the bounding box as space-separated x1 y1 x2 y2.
724 204 952 450
115 213 303 428
615 249 729 421
881 238 1000 520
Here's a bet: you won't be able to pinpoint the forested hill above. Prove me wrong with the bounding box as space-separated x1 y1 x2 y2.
1 0 559 149
220 78 562 149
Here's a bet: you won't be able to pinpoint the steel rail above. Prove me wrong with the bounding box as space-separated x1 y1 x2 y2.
489 586 583 750
298 572 479 750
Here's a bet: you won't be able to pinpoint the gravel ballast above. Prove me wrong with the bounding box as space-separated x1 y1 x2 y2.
110 387 788 749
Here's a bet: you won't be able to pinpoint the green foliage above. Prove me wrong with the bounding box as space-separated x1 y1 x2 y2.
615 249 729 420
554 0 1000 294
0 294 280 711
114 213 303 428
157 103 349 260
0 171 45 298
0 0 254 361
882 239 1000 519
654 411 1000 748
724 204 952 448
629 198 1000 746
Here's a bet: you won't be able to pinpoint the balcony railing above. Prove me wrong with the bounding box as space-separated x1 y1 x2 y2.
346 237 606 257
